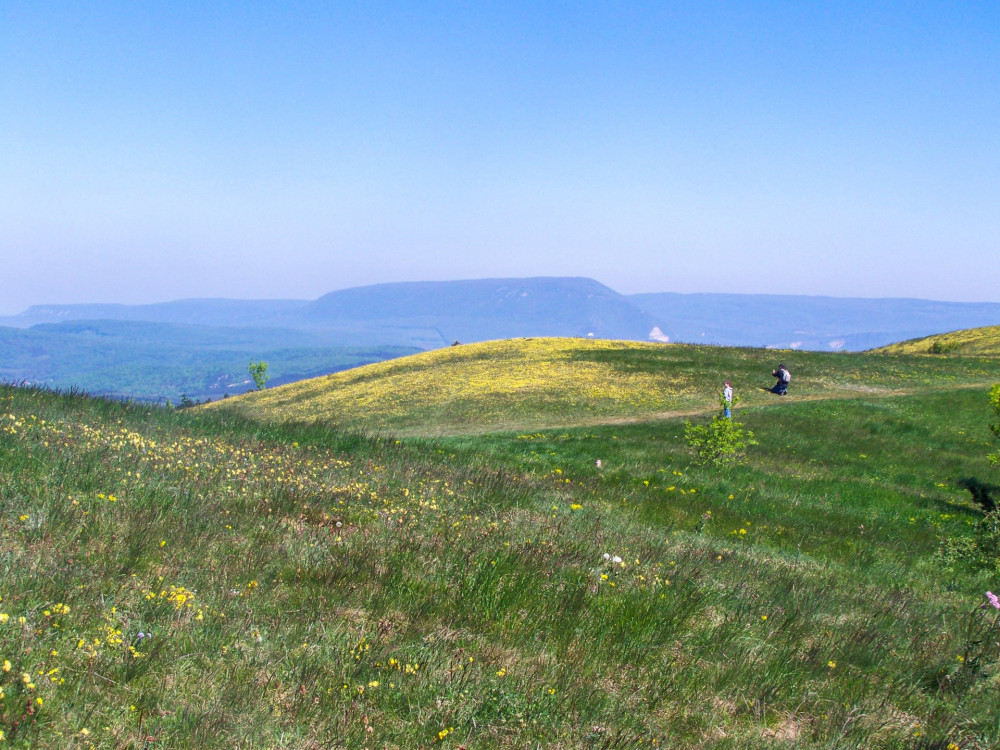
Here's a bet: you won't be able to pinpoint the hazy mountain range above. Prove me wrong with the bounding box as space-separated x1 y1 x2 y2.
2 277 998 402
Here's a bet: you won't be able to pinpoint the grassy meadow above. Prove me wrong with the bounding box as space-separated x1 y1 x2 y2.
205 338 999 436
2 338 1000 748
875 325 1000 357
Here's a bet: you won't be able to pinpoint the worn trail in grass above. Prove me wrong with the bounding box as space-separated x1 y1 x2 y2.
534 382 991 433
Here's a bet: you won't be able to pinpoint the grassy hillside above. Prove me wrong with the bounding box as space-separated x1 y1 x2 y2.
206 337 1000 436
874 325 1000 357
3 342 1000 747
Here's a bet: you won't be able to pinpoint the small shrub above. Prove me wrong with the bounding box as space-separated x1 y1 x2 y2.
684 415 757 466
928 340 958 354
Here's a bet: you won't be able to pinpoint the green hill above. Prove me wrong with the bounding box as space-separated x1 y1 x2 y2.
3 339 1000 747
873 325 1000 356
205 337 1000 436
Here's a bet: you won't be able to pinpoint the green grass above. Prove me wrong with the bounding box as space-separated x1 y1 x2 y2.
874 325 1000 357
206 337 1000 436
2 340 1000 748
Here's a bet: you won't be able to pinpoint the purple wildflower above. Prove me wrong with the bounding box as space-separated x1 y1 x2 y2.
987 591 1000 610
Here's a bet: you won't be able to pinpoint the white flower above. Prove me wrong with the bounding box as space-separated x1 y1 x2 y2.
611 556 623 565
602 553 611 561
595 459 602 467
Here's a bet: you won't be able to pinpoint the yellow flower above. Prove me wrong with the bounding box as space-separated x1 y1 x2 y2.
827 661 837 669
0 613 8 624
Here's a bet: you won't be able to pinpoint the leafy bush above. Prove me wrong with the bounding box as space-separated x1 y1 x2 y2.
928 340 959 354
684 415 757 466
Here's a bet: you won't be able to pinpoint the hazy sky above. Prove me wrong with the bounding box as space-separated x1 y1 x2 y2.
2 1 998 315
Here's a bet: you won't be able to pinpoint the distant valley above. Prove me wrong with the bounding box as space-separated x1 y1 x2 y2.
2 276 999 402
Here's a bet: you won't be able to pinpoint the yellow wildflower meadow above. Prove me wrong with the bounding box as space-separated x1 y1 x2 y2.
206 338 691 434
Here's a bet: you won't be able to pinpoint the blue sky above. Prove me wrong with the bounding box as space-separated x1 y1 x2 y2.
2 1 998 314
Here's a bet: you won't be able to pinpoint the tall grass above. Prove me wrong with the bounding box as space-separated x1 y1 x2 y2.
2 351 999 748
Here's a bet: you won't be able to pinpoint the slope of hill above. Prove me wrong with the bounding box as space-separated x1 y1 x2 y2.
4 347 999 746
205 337 1000 437
872 324 1000 356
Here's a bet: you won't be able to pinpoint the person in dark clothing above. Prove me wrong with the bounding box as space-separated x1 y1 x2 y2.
770 364 791 395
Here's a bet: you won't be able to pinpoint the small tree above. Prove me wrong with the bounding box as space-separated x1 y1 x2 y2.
685 395 757 466
685 415 757 466
248 360 269 391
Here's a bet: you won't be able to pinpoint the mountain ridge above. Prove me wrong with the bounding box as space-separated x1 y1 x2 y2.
4 278 998 352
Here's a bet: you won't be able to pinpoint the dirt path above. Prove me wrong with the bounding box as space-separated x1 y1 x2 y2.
595 382 992 427
408 381 996 438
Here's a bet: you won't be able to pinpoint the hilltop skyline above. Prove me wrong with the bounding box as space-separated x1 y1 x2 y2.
3 1 999 315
